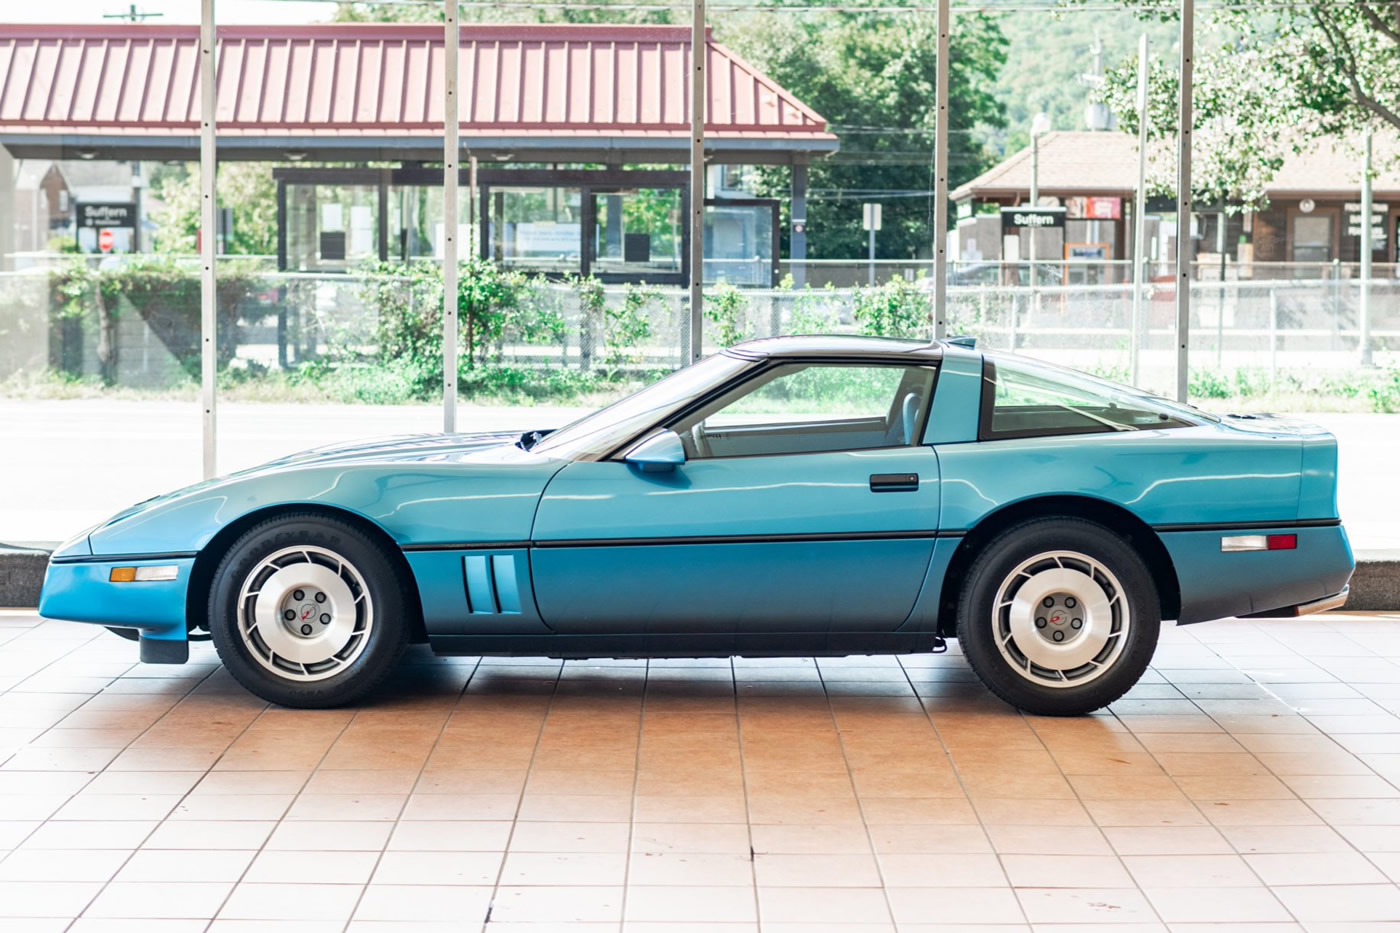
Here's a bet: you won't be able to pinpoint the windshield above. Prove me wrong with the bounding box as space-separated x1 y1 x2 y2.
528 353 752 460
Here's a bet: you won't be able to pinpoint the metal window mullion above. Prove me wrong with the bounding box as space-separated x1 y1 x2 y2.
1130 34 1149 387
1175 0 1193 403
688 0 705 363
443 0 459 431
932 0 949 340
200 0 217 478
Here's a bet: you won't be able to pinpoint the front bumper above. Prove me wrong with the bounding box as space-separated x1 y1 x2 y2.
38 557 194 658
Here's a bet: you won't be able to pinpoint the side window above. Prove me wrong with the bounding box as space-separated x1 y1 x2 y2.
669 363 938 459
981 358 1189 439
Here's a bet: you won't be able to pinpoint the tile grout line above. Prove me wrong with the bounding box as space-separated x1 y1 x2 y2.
337 653 481 933
189 680 361 931
1026 698 1170 928
817 656 901 930
615 657 650 933
1204 618 1400 901
4 636 224 930
1153 622 1312 922
731 655 764 932
478 656 562 931
895 654 1023 928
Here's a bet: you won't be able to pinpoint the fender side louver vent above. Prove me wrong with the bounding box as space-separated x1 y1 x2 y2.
463 554 523 615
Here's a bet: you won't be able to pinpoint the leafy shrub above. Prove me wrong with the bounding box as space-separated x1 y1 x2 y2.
603 283 659 374
705 282 749 347
1369 370 1400 414
851 277 931 339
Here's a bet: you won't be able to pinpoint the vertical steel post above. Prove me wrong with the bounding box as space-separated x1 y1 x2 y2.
1130 33 1149 387
868 225 876 286
790 161 808 288
1029 131 1039 324
443 0 459 431
1174 0 1194 403
1360 129 1374 366
932 0 950 339
689 0 706 362
200 0 217 478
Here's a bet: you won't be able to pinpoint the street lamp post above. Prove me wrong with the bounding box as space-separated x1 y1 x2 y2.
1028 113 1051 328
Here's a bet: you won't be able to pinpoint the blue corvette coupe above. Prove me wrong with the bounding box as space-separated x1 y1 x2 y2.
38 336 1353 714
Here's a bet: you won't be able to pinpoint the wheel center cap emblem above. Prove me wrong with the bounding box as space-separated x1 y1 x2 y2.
300 603 317 621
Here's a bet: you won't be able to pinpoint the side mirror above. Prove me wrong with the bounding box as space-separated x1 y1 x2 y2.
623 430 687 473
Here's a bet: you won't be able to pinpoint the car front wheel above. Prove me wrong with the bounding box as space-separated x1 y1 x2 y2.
956 517 1160 716
208 513 409 708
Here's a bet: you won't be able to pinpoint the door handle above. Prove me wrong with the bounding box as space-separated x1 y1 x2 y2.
870 473 919 493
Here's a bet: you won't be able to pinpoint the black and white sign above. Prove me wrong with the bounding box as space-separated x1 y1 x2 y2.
1001 207 1066 230
77 202 136 228
1345 202 1389 247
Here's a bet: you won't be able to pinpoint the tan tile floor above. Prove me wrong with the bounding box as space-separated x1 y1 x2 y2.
4 610 1400 931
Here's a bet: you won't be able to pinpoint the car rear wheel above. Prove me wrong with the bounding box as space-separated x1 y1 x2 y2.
956 517 1160 716
208 513 409 708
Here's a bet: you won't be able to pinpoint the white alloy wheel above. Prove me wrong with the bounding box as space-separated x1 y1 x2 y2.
992 549 1130 689
236 545 374 682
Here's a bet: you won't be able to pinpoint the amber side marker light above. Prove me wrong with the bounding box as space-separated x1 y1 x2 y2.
1220 534 1298 553
109 566 179 582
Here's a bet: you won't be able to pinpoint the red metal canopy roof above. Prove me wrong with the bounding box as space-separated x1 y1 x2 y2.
0 23 833 146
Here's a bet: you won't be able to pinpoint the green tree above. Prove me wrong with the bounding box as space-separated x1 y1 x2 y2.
1094 0 1399 207
720 7 1008 260
153 162 279 255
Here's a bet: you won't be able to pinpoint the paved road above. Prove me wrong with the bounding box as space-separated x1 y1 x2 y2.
2 400 1396 551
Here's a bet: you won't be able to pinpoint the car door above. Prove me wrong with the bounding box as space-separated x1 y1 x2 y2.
529 361 942 636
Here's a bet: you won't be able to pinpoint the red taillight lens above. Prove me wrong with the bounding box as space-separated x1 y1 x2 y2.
1266 534 1297 550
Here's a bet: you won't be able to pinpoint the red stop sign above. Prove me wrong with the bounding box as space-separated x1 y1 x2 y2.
97 228 115 253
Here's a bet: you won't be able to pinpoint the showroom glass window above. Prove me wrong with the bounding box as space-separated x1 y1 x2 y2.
669 363 938 459
980 355 1196 440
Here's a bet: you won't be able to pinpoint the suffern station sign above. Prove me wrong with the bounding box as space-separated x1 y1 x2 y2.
77 202 136 228
1001 207 1066 230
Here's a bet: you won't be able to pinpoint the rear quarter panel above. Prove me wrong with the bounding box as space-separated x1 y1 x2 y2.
935 425 1304 532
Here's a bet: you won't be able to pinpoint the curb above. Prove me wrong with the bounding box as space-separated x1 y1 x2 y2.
0 546 51 610
4 545 1398 615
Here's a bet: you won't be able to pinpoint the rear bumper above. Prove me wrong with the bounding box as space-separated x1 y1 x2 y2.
1162 523 1355 624
1241 585 1349 619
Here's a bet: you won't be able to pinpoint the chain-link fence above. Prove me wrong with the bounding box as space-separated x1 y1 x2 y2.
4 263 1399 407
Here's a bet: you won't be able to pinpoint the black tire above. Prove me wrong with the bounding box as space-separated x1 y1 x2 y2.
208 513 410 708
106 626 140 642
956 517 1160 716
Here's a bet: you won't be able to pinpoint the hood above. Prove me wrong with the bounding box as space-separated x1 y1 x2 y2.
261 431 526 469
84 429 567 557
91 431 535 535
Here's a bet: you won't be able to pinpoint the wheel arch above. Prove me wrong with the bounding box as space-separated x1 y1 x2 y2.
185 504 428 644
936 494 1181 636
